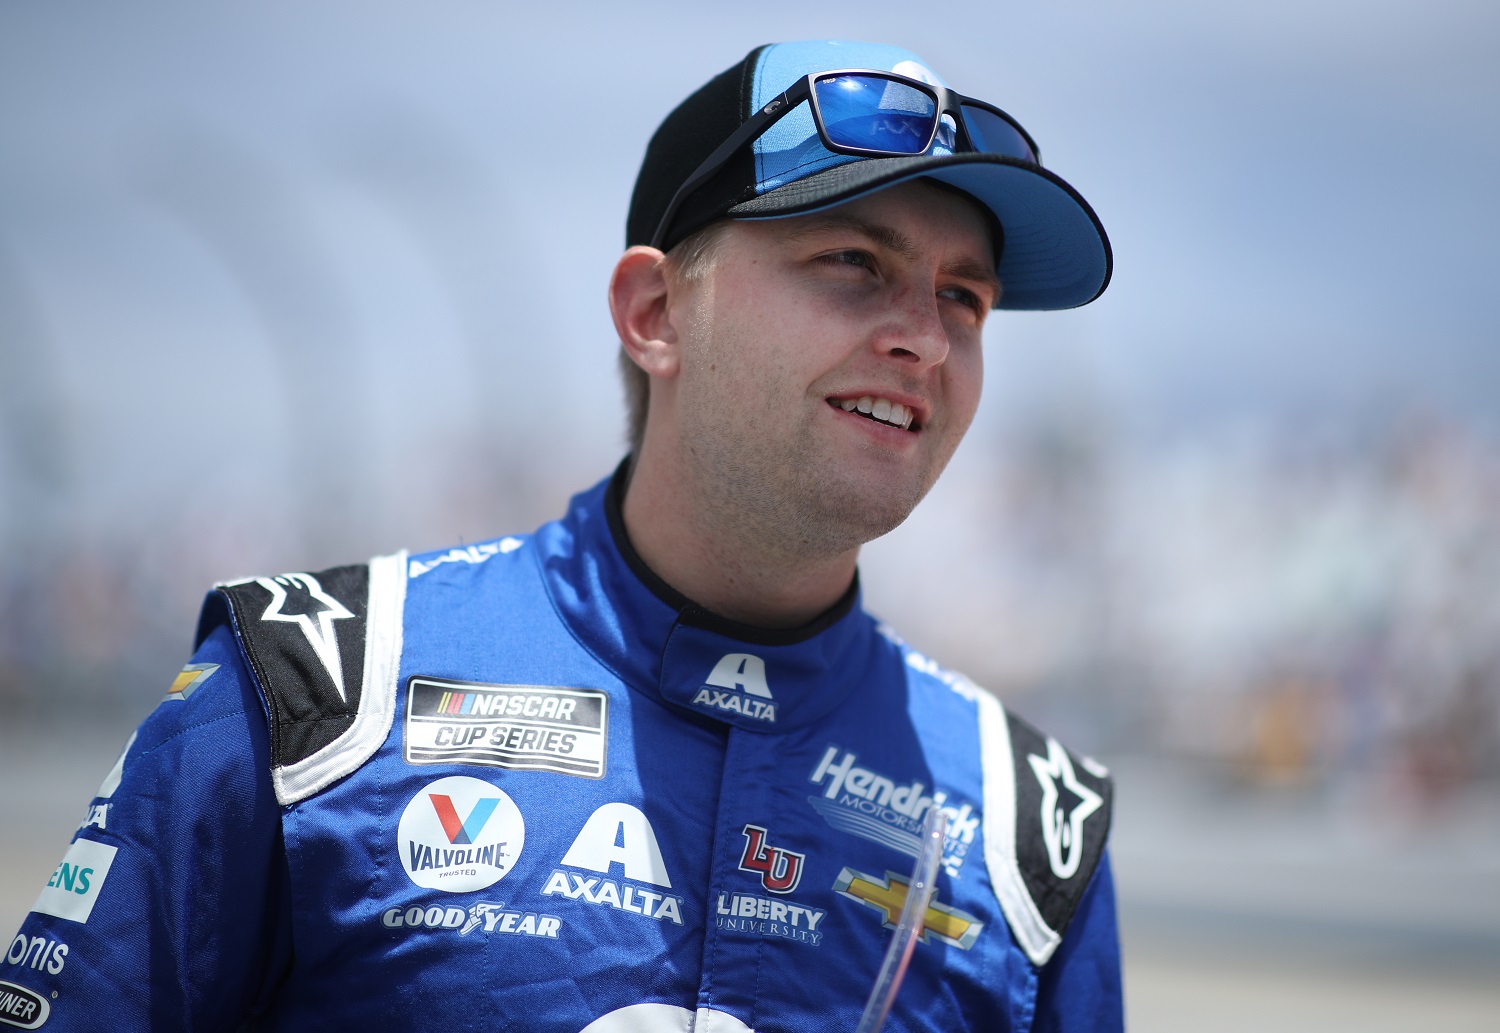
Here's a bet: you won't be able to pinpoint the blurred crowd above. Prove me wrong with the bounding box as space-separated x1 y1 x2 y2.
3 411 1496 807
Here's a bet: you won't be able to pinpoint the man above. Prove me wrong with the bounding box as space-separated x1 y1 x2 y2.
1 41 1118 1031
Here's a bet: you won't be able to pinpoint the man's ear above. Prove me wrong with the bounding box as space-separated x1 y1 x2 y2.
609 246 681 379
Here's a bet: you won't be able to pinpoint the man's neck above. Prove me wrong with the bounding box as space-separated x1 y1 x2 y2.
620 453 859 629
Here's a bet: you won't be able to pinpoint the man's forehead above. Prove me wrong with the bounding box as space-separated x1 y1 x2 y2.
750 181 999 273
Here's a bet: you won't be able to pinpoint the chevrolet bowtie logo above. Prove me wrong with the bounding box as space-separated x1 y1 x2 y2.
833 867 983 950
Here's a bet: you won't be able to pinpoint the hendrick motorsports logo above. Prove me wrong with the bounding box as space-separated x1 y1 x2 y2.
398 776 525 893
807 745 979 878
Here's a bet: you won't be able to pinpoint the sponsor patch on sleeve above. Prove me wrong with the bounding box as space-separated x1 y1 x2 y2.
403 678 608 779
0 979 50 1030
31 838 117 924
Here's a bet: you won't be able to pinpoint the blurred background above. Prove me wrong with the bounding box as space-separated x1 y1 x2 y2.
2 1 1497 1028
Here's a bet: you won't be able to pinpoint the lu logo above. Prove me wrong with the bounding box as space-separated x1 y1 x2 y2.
738 824 805 894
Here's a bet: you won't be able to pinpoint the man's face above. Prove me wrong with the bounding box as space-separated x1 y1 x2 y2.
664 179 998 557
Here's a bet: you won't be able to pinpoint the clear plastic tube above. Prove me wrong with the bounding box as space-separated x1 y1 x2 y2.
853 805 949 1033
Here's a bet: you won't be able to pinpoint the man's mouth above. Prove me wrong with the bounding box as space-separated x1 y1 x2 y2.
828 395 917 431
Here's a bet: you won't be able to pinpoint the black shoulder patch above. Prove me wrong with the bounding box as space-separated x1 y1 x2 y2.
215 565 371 770
1006 710 1113 943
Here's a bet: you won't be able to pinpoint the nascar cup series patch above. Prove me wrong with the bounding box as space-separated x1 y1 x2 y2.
398 776 525 893
404 677 608 778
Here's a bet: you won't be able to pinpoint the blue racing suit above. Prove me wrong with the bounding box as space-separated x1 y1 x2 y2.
1 466 1121 1032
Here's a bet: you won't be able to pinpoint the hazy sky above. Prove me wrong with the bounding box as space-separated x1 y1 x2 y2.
2 0 1497 525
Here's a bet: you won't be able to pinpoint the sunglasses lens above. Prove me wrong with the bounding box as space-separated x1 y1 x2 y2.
960 104 1038 162
813 74 937 154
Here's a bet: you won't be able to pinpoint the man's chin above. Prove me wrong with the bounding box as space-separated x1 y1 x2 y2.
800 479 930 552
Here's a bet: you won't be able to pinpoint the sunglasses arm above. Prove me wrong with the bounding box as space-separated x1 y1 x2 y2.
649 84 807 249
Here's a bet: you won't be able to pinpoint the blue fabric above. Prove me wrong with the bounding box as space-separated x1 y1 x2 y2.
0 624 290 1030
2 473 1122 1031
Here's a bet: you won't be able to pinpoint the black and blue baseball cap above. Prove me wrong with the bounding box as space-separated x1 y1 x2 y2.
627 40 1112 310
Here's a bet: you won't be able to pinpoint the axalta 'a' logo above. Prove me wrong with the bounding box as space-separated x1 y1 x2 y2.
1028 737 1103 880
833 867 984 950
398 776 524 893
542 803 686 925
738 824 804 894
690 653 776 723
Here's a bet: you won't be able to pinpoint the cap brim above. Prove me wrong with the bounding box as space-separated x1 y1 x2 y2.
726 153 1111 311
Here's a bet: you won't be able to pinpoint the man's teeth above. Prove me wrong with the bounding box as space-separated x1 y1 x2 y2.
837 396 914 430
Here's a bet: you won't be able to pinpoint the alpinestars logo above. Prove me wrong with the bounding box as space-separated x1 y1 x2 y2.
1028 737 1103 880
690 653 776 723
253 573 354 701
398 776 525 893
738 824 804 894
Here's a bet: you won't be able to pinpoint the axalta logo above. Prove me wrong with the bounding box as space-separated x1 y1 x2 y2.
380 900 560 939
5 935 67 976
77 731 138 833
834 867 983 950
690 653 776 723
31 838 117 924
397 776 524 893
807 746 979 878
542 803 685 925
738 824 804 894
0 980 48 1030
407 538 523 578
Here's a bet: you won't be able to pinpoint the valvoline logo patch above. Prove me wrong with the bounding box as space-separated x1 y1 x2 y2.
397 776 524 893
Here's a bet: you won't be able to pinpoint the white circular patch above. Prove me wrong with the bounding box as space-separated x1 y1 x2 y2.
397 775 524 892
578 1004 753 1033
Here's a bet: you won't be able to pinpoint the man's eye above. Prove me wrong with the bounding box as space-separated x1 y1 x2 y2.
940 286 982 311
826 250 872 268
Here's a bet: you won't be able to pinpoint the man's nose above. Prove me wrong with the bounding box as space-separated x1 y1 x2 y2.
873 287 950 369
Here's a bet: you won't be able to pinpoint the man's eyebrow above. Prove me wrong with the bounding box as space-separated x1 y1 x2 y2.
783 212 919 260
785 211 1002 300
942 257 1004 303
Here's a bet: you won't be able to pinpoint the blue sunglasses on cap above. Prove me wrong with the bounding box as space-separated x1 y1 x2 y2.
650 69 1041 249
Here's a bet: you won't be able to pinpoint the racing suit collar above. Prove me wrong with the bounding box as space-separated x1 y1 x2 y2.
535 459 872 732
